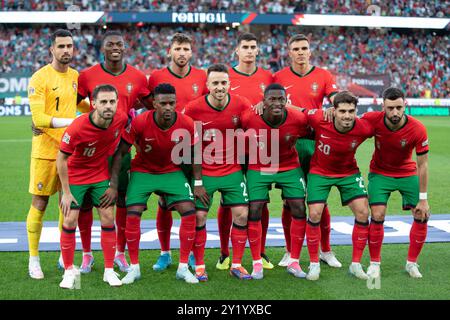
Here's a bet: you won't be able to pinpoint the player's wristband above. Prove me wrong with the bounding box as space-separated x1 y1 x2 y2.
194 180 203 187
419 193 428 200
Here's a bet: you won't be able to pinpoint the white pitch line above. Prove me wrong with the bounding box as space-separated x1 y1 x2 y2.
0 239 18 244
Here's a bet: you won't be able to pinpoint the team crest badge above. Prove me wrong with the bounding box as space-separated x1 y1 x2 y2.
311 82 319 94
260 83 266 92
192 84 199 94
400 139 407 148
350 139 358 150
62 132 71 144
127 83 133 94
37 182 43 191
72 81 77 92
232 115 240 126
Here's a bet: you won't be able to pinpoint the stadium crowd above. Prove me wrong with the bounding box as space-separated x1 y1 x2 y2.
1 0 449 17
1 25 448 98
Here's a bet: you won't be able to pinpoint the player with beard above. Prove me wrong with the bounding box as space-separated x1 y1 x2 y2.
362 87 430 279
215 32 274 271
27 29 84 280
148 33 207 272
67 30 152 275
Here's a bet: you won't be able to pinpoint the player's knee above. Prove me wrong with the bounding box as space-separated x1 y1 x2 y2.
355 210 369 223
232 208 248 225
31 195 49 211
176 202 196 215
287 200 306 219
370 206 386 222
308 210 322 223
248 203 264 222
63 215 78 229
196 210 208 226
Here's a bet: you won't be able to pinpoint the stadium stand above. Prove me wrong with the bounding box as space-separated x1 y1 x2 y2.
1 24 448 98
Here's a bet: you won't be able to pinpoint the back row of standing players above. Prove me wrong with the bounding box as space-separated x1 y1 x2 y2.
27 29 430 288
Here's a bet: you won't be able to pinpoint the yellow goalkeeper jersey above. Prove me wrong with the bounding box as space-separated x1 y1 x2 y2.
28 64 78 159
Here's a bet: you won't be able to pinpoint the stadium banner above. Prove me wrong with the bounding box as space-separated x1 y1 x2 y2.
335 74 390 97
0 104 31 117
0 73 31 99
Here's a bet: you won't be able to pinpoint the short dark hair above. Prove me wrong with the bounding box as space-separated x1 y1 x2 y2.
51 29 73 44
237 32 258 46
92 84 118 100
264 83 285 97
288 34 309 47
382 87 405 101
171 33 192 46
154 83 176 96
207 64 228 76
102 30 123 44
333 91 358 108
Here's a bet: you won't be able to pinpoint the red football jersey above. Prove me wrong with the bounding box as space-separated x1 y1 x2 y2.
78 63 150 115
307 109 374 177
228 66 273 105
60 112 128 185
273 66 338 109
361 111 429 177
241 108 308 173
122 110 195 174
148 66 207 112
184 94 252 177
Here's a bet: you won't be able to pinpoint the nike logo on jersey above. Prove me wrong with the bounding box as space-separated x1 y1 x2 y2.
88 141 97 146
145 138 156 141
202 121 213 126
320 134 331 139
230 86 240 91
284 85 293 90
52 87 58 91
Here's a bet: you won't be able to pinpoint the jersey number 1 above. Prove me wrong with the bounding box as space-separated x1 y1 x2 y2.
55 97 60 111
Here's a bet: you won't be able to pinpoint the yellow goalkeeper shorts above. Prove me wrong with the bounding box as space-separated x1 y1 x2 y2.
29 158 60 196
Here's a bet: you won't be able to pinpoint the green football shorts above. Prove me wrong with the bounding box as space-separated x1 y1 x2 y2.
68 180 111 209
195 170 248 211
246 168 306 202
368 172 419 210
126 170 194 209
295 138 315 176
307 173 368 206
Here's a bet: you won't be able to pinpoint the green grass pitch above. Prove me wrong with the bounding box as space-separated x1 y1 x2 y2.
0 116 449 300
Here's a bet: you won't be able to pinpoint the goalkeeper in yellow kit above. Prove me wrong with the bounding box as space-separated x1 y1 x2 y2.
27 29 89 279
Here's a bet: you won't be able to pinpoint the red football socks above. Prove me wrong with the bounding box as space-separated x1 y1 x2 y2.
281 205 292 253
217 205 232 257
407 219 428 263
368 219 385 262
115 206 127 253
179 213 196 264
320 206 332 252
352 220 369 263
101 225 116 269
290 217 306 260
261 204 269 254
156 206 173 252
77 208 93 253
60 226 76 270
125 213 141 265
230 223 248 264
306 220 321 263
247 220 262 261
193 225 207 266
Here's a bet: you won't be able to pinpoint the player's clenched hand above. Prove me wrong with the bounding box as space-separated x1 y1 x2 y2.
414 200 430 222
252 101 264 115
323 107 335 122
99 187 118 208
31 122 44 136
60 193 78 217
194 186 210 207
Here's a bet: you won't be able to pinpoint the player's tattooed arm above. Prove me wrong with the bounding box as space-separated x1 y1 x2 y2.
414 153 430 221
56 151 78 217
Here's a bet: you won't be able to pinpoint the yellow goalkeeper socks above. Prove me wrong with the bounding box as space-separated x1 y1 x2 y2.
26 206 45 257
58 207 64 233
